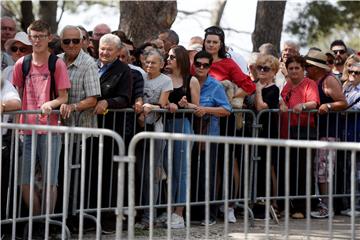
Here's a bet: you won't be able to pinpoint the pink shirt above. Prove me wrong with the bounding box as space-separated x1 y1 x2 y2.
12 56 71 130
280 77 320 138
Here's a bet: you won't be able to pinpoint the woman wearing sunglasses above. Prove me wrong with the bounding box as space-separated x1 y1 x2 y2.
160 45 200 228
3 32 32 82
280 55 319 219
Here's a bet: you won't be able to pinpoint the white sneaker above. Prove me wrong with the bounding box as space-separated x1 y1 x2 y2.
340 208 360 217
170 213 185 229
227 207 237 223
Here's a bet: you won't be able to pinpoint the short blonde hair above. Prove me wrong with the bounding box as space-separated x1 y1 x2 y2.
256 53 280 73
342 54 360 81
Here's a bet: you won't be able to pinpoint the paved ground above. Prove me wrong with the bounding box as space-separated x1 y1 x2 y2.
78 216 359 239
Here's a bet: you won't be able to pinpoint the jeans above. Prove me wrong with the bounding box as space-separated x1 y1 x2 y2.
164 118 192 204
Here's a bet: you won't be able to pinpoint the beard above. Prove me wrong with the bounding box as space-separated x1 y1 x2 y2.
334 57 345 66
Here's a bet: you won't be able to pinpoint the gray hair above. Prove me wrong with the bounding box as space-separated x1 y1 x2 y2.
99 33 121 49
59 25 83 39
119 43 130 56
282 40 300 52
144 48 164 65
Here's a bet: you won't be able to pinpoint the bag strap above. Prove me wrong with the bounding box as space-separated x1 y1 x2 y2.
347 96 360 109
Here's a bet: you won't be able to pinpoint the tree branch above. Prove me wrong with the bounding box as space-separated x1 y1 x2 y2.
57 0 66 25
222 27 251 35
178 9 210 15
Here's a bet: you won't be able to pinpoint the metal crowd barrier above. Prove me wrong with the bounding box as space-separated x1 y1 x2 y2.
128 132 360 239
0 120 130 240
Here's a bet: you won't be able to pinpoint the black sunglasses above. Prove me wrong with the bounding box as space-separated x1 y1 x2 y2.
256 65 272 72
168 54 176 61
333 49 346 55
10 46 28 53
349 70 360 76
62 38 81 45
194 61 211 69
285 90 292 103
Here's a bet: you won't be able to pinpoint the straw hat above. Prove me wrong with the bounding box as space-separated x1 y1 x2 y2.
4 32 32 52
305 51 330 71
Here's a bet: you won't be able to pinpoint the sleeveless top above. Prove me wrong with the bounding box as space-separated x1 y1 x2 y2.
318 73 337 138
167 75 192 119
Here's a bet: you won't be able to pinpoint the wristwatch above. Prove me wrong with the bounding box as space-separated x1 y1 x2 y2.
326 103 332 110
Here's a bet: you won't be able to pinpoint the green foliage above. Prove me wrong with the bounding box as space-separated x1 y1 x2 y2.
286 0 360 48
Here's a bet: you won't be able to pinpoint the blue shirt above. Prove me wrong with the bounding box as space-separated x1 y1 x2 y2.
97 60 114 78
200 75 232 136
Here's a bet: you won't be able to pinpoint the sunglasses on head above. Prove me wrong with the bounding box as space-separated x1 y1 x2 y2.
333 49 346 55
256 65 271 72
62 38 81 45
349 70 360 76
194 61 211 69
205 27 224 37
10 46 28 53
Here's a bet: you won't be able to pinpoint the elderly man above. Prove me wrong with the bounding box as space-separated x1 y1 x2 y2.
276 40 300 92
58 25 101 128
89 23 111 59
1 17 17 69
304 51 347 219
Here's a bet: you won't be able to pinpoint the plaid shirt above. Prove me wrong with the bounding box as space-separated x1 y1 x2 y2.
58 49 101 128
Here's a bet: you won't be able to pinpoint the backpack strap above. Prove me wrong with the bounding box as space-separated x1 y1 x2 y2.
21 55 32 98
48 54 58 99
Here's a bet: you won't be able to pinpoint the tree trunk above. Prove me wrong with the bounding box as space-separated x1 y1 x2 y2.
252 0 287 53
119 0 177 47
39 1 58 34
211 0 227 26
20 1 35 32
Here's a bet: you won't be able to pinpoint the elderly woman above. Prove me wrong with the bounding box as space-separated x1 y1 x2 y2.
2 32 32 81
136 49 173 229
161 45 200 228
280 55 320 219
246 54 280 218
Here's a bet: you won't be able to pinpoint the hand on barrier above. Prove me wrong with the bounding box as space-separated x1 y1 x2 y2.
40 102 52 115
93 99 109 115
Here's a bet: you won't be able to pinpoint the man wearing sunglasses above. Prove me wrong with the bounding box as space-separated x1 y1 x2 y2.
330 40 349 81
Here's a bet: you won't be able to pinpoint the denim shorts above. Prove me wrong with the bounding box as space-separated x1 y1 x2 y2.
20 134 62 185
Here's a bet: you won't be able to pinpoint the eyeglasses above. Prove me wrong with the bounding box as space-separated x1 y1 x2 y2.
256 65 272 72
348 70 360 76
10 46 28 53
194 61 211 69
62 39 81 45
1 26 15 31
29 34 48 40
168 54 176 61
205 27 224 37
333 49 346 55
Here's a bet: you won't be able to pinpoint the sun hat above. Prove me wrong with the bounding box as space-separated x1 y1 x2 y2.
304 51 330 71
325 51 335 59
187 43 202 52
4 32 32 52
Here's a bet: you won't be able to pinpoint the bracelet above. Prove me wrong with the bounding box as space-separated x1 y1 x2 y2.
1 103 6 111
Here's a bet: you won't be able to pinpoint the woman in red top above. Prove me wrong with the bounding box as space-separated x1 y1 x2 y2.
201 26 255 96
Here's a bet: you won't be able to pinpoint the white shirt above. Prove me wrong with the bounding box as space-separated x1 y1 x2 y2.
1 79 21 134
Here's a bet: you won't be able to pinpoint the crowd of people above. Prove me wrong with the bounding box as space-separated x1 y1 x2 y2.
1 16 360 235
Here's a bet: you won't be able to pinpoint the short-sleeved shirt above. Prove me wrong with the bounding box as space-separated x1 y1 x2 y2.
280 77 319 137
58 49 101 128
1 79 21 135
12 55 71 131
143 73 173 104
199 75 232 136
343 83 360 110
